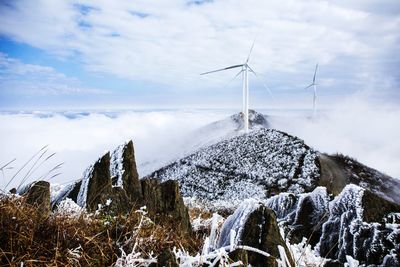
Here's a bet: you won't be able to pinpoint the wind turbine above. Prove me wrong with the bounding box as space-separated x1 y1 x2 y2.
305 63 319 117
200 42 271 133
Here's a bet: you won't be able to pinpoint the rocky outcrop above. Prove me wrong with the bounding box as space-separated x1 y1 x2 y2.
25 181 51 216
217 200 295 267
51 141 141 214
141 179 191 233
51 140 191 233
266 185 400 266
112 141 142 204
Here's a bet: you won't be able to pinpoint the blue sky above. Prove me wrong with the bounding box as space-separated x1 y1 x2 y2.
0 0 399 110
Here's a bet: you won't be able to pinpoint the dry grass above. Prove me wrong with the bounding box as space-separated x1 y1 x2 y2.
0 195 204 266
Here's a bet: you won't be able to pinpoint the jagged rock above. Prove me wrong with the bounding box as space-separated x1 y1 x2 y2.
157 249 178 267
232 109 269 130
141 178 163 213
111 141 142 203
105 187 132 215
51 140 191 233
217 200 295 267
25 181 51 216
141 178 191 233
52 141 143 214
267 185 400 266
9 188 16 194
288 187 329 246
241 206 295 267
84 153 113 212
315 185 400 265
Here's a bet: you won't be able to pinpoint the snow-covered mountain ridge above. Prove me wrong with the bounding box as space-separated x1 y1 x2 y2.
147 128 320 209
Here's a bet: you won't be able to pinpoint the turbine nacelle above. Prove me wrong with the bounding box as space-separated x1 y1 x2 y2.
200 38 273 133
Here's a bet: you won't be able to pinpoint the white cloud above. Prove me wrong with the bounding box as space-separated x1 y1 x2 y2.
0 0 398 95
0 99 399 191
270 94 400 179
0 110 230 189
0 53 108 95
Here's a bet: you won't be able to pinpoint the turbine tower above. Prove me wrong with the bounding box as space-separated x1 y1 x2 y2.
305 63 319 117
200 42 270 133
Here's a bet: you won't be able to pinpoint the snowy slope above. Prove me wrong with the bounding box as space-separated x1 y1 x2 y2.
147 128 320 208
138 110 269 176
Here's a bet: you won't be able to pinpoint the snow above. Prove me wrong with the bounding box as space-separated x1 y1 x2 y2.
290 238 326 267
76 164 94 207
55 198 85 218
217 199 261 248
110 143 125 188
148 128 320 209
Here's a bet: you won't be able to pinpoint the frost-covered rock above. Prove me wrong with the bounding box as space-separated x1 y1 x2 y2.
266 185 400 266
217 199 295 267
148 128 320 209
315 184 400 266
52 141 141 214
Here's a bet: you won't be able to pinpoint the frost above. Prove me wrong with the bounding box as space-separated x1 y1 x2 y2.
76 164 94 207
217 199 261 248
110 143 125 188
55 198 84 218
290 238 326 267
148 128 320 209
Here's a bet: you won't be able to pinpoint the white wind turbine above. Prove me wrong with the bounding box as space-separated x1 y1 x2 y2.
305 63 319 117
200 42 271 133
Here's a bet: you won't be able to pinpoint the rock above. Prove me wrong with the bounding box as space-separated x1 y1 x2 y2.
289 187 329 246
9 188 16 194
315 185 400 265
322 259 344 267
228 249 248 266
105 187 132 215
241 206 295 267
217 200 295 267
50 140 192 234
160 180 191 233
157 249 178 267
141 178 163 214
84 153 113 212
53 141 144 214
141 178 192 233
115 141 143 203
25 181 51 216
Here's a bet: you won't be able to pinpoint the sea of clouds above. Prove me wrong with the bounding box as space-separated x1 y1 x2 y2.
0 98 399 190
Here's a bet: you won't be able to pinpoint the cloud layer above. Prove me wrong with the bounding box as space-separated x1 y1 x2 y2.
0 99 399 190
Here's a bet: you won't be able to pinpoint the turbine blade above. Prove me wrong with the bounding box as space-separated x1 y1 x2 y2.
313 63 318 83
200 64 244 75
246 39 256 64
221 69 244 89
247 65 275 101
304 83 314 90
